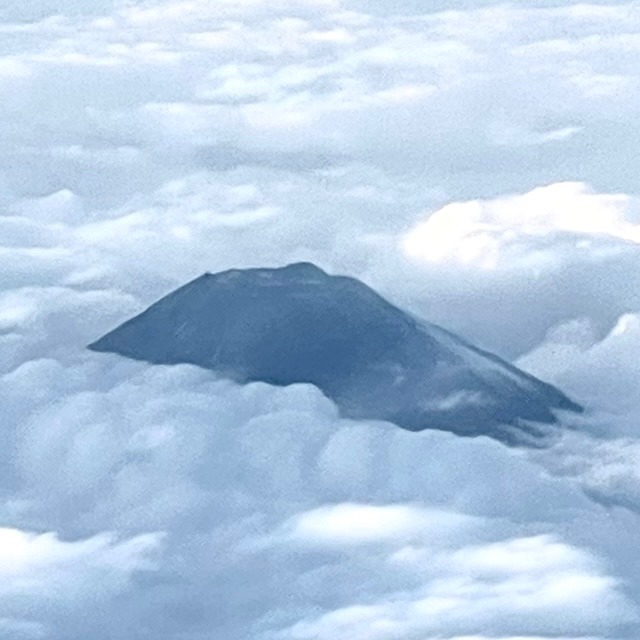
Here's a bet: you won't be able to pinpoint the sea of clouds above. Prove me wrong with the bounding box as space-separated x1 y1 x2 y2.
3 1 640 638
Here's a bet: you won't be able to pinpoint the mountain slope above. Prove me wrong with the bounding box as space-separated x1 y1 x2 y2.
89 262 582 445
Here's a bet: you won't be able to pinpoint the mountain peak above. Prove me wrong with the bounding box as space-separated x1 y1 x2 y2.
89 265 582 446
204 262 328 282
192 263 331 291
280 261 328 276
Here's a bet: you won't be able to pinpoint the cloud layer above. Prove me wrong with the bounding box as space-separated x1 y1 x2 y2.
3 352 640 639
3 0 640 638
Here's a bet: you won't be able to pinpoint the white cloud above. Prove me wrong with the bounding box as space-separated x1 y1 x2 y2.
275 532 636 640
387 181 640 358
278 504 478 546
402 182 640 269
0 347 638 639
421 390 491 412
518 312 640 423
0 528 162 593
2 1 640 638
515 310 640 512
1 0 639 207
0 528 163 637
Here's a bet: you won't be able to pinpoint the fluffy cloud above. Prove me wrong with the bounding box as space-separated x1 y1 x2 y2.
519 313 640 415
515 311 640 513
3 0 640 357
0 527 162 595
402 182 640 269
276 503 479 546
0 527 162 639
2 0 640 639
394 182 640 357
1 0 640 207
280 534 634 640
2 350 639 638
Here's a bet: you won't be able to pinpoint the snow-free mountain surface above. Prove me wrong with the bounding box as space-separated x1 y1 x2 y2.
89 262 582 444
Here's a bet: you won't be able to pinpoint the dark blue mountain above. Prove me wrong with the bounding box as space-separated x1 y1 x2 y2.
89 262 582 445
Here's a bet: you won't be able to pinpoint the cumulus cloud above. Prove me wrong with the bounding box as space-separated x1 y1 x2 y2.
2 0 640 639
0 0 639 206
0 527 162 595
393 182 640 357
402 182 640 269
514 311 640 514
275 503 479 546
3 0 640 357
0 527 162 638
519 313 640 418
279 533 635 640
2 348 639 638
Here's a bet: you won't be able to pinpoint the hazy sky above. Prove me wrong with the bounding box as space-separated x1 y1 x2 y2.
2 1 640 639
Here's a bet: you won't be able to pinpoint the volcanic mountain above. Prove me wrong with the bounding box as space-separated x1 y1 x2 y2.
89 262 582 445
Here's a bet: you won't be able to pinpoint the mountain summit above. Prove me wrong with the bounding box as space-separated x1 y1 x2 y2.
89 262 582 445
